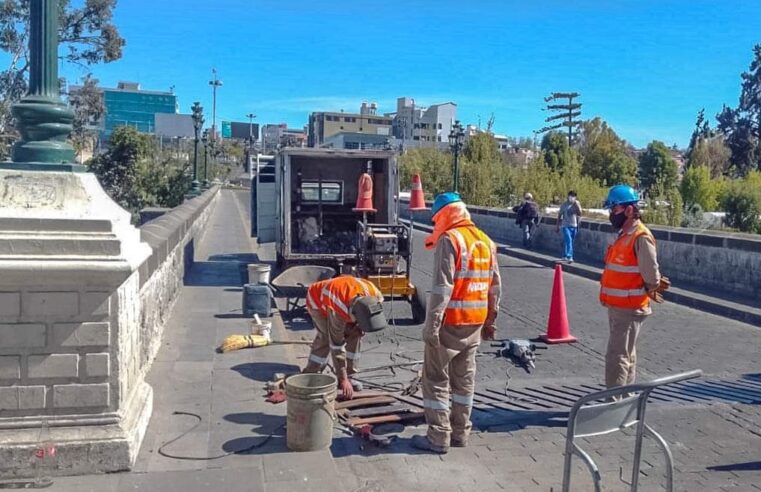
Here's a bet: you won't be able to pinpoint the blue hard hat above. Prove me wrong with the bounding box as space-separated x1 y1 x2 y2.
431 192 462 217
604 185 640 209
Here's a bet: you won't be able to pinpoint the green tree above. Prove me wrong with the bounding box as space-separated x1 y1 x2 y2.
88 125 151 212
638 140 679 194
716 44 761 176
541 131 580 174
68 73 104 158
687 135 731 178
721 171 761 233
0 0 125 141
460 132 502 206
578 117 637 185
680 165 722 211
398 147 452 198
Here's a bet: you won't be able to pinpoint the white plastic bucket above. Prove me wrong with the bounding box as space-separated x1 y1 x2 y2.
247 263 271 284
251 320 272 341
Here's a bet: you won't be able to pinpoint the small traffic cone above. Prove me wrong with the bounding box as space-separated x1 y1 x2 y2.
353 173 376 212
541 264 577 344
409 174 427 211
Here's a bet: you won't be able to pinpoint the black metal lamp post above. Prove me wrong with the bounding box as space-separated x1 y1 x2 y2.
190 102 204 195
201 129 209 189
448 120 465 193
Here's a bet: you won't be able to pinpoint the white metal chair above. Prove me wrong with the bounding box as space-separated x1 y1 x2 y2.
562 370 702 492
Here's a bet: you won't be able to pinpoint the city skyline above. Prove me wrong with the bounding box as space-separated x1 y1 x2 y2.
4 0 759 148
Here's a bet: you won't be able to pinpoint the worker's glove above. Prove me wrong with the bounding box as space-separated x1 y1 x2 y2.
422 326 440 348
339 377 354 400
648 276 671 304
482 324 497 341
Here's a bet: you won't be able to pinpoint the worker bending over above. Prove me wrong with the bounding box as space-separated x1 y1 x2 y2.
600 185 669 389
413 192 502 454
303 275 387 399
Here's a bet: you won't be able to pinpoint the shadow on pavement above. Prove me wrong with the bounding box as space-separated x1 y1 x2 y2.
221 412 288 455
230 362 301 382
215 313 248 319
708 461 761 472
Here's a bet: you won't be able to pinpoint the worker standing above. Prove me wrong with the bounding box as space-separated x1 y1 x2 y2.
600 185 670 389
412 192 502 454
303 275 387 400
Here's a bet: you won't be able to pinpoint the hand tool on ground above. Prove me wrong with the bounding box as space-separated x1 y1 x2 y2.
216 335 311 353
494 339 546 373
351 423 404 448
648 275 671 303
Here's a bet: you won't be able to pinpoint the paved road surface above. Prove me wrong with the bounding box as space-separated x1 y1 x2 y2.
49 190 760 492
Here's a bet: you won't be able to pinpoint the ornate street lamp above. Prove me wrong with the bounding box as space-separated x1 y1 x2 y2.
190 102 204 195
1 0 76 170
448 120 465 193
202 129 210 189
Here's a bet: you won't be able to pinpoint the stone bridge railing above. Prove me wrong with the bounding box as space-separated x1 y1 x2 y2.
401 200 761 308
0 180 219 479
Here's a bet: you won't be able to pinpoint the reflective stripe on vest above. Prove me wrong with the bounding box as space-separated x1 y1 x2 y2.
599 223 654 309
444 227 494 326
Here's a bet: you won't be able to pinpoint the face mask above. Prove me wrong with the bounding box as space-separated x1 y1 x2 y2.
609 211 627 230
568 197 576 203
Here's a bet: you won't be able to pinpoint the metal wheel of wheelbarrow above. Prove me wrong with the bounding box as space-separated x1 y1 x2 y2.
410 286 426 324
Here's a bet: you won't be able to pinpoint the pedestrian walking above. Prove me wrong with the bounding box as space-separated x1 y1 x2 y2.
512 193 540 248
600 185 670 389
412 192 502 454
556 191 582 263
303 275 387 399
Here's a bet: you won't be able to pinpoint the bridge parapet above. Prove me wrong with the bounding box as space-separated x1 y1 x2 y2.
401 199 761 305
0 168 218 478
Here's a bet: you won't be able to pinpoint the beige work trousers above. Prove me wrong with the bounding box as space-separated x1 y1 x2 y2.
421 324 482 448
605 307 649 388
303 308 362 378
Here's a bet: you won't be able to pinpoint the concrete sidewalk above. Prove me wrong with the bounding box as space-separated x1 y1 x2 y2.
48 189 761 491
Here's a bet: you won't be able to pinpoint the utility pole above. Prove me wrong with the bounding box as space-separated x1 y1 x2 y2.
535 92 582 146
209 68 223 146
246 113 256 173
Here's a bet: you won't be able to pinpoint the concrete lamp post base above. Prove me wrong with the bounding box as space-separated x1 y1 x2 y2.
0 169 153 478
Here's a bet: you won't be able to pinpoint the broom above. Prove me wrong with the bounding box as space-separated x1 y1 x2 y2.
217 314 312 353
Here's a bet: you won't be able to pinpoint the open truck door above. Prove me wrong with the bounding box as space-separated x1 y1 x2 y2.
255 155 277 243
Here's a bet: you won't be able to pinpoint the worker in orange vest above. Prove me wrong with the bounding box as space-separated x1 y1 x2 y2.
412 192 502 454
600 185 670 389
303 275 387 399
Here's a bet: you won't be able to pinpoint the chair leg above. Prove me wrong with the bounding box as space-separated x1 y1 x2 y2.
571 444 602 492
644 425 674 492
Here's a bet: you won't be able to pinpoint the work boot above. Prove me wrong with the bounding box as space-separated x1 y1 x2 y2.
450 436 468 448
411 435 448 454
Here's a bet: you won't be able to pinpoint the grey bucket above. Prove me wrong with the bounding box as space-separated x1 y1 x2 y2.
285 373 337 452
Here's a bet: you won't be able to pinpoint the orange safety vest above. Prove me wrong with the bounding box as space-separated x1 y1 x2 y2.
443 226 495 326
599 222 655 309
306 276 382 322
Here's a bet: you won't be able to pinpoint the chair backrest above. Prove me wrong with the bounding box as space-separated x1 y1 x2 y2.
572 394 640 438
567 370 703 440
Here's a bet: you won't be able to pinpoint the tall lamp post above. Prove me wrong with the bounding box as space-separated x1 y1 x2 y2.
448 120 465 193
246 113 256 173
190 102 204 195
209 69 223 145
202 129 209 189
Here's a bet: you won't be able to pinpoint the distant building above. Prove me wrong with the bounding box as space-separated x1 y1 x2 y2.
387 97 456 145
69 81 178 139
322 132 393 150
308 102 392 147
263 123 307 150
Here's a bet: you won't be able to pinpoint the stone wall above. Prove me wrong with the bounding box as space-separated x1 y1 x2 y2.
401 200 761 303
137 189 218 369
0 176 218 478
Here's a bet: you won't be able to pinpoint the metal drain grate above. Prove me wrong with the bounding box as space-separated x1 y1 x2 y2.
405 376 761 415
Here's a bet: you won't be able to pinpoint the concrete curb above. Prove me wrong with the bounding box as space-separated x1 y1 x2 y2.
411 222 761 327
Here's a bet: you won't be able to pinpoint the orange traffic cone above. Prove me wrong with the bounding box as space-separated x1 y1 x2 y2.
409 174 427 211
353 173 376 212
541 264 577 344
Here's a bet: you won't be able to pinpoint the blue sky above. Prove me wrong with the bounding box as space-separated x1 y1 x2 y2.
48 0 761 147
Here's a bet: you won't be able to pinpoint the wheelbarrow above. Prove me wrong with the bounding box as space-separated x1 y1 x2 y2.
270 265 336 318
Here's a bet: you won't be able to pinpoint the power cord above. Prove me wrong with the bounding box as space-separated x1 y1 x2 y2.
157 411 284 460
